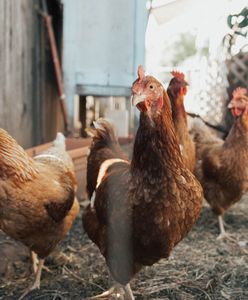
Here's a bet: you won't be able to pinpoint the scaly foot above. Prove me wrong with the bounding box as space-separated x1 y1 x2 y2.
89 283 134 300
217 232 236 242
18 259 44 300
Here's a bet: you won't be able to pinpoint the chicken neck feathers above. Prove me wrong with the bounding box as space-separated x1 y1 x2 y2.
167 91 195 171
84 109 203 283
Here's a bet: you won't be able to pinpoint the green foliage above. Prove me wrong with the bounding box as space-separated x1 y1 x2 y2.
227 6 248 37
201 46 209 57
171 33 197 65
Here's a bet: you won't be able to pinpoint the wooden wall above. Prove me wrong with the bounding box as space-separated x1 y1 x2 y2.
0 0 64 148
0 0 37 148
39 0 64 145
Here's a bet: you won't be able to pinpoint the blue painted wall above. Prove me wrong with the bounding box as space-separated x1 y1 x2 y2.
62 0 147 123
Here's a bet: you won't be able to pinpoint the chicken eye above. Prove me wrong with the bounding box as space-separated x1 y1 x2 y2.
149 84 154 90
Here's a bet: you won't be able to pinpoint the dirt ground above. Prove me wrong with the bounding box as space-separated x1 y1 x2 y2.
0 195 247 300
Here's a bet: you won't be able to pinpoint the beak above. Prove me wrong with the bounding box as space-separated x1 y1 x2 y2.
132 94 146 106
227 101 233 109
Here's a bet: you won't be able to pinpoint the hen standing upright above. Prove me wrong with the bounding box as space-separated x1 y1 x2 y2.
83 66 203 299
167 71 196 172
0 131 79 299
191 87 248 238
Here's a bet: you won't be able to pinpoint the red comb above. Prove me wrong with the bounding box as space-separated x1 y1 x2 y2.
171 70 185 80
232 87 247 99
137 65 145 81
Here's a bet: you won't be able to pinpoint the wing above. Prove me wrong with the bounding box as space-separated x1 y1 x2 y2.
83 162 133 284
94 162 131 226
44 188 75 222
44 170 76 222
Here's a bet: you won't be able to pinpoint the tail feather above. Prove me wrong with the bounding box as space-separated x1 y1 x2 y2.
87 118 119 150
86 119 127 198
53 132 66 150
190 118 223 163
36 132 75 174
190 118 221 145
93 120 105 130
39 132 67 157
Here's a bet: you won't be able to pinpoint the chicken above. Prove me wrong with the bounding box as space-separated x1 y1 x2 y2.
0 130 79 299
191 87 248 238
167 71 196 172
83 66 203 299
86 120 128 200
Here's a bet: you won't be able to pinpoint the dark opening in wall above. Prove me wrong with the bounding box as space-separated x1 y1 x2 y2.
46 0 63 60
37 0 65 144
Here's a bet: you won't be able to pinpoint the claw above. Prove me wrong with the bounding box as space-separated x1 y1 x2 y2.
217 232 236 242
18 259 44 300
18 281 40 300
88 283 134 300
88 287 116 299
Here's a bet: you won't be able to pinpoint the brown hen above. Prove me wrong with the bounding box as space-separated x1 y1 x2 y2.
0 131 79 299
83 66 203 299
191 87 248 238
167 71 196 172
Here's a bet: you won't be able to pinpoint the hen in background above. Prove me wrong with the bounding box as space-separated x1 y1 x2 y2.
86 120 128 201
167 71 196 172
0 131 79 299
83 66 203 299
191 87 248 238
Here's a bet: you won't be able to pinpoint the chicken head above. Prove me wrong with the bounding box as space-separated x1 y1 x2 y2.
228 87 248 117
168 70 188 99
132 65 165 113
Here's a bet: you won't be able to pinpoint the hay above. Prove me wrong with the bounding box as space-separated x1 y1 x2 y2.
0 196 248 300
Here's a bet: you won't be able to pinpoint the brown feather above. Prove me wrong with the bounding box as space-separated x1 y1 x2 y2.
192 113 248 216
83 72 203 285
86 119 128 199
0 130 79 259
0 129 38 185
167 75 195 171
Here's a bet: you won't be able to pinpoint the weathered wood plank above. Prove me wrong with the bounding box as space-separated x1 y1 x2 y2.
0 0 69 148
0 0 35 147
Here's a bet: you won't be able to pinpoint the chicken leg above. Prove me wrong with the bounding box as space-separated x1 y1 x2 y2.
217 215 236 241
18 258 44 300
217 215 226 239
123 283 135 300
31 251 39 274
31 251 51 274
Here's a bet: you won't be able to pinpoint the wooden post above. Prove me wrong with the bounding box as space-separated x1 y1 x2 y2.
79 96 87 137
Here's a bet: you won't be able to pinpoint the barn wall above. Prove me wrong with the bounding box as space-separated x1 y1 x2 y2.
0 0 64 148
0 0 37 148
62 0 147 125
39 0 64 144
